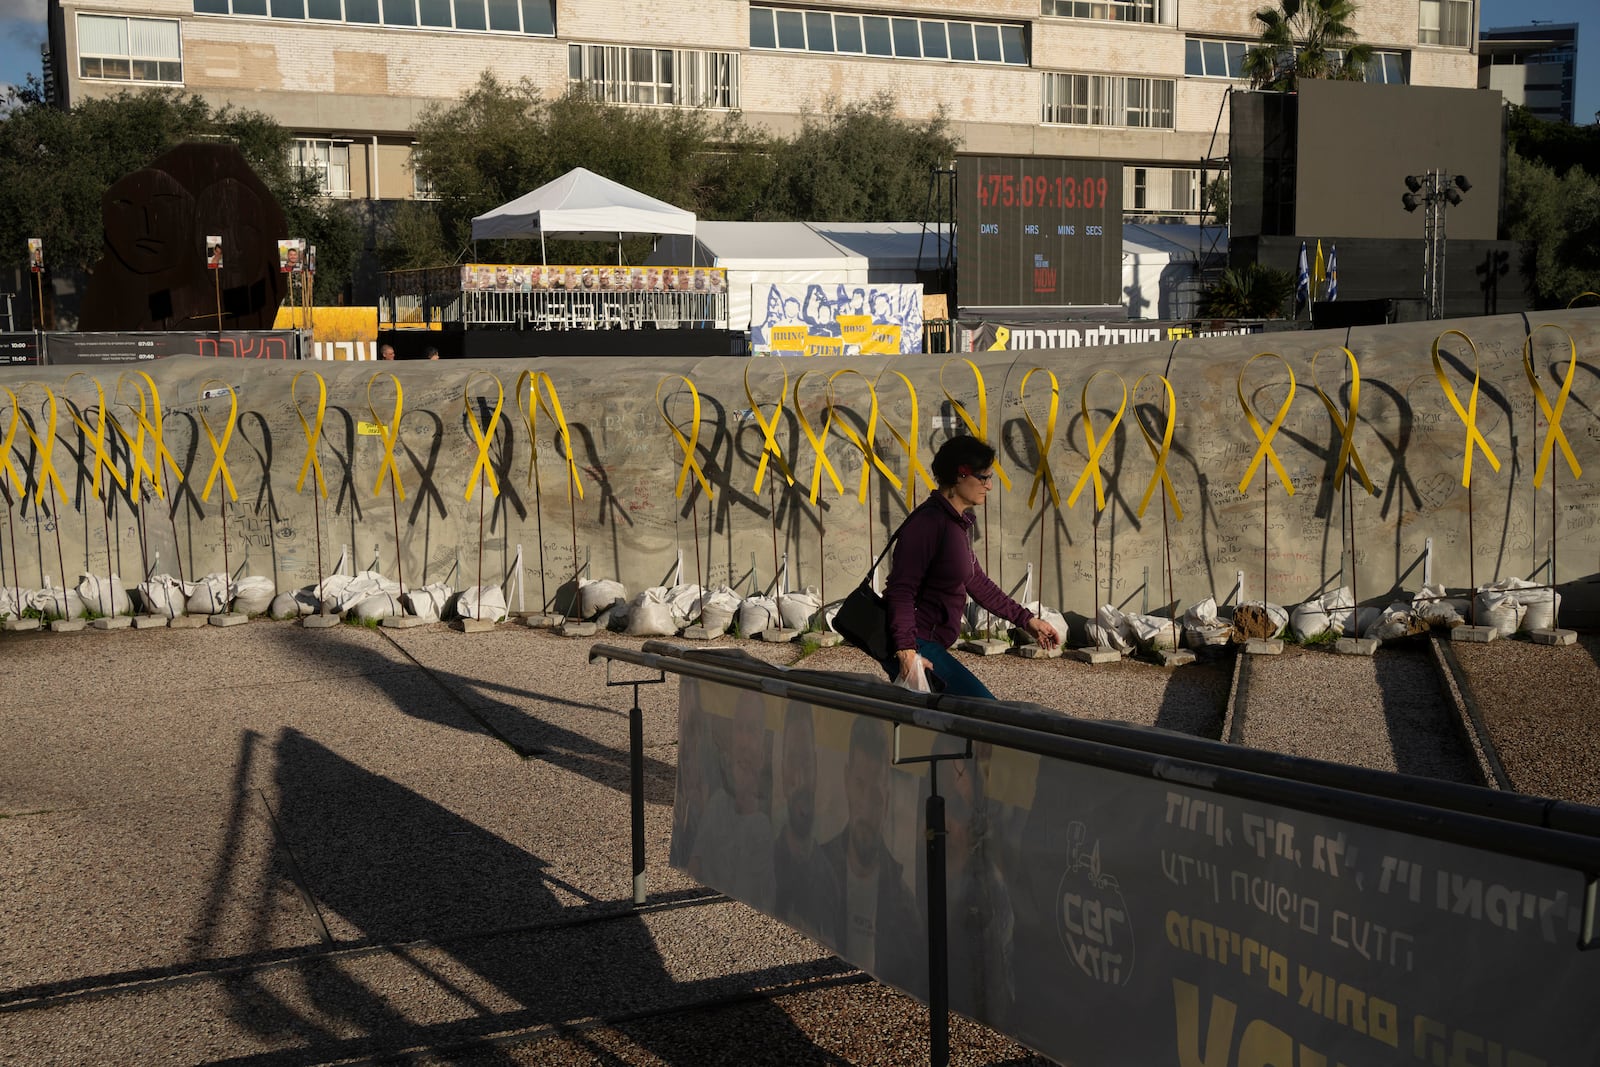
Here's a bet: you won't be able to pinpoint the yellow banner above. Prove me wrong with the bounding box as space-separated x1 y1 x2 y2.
806 336 844 358
865 324 902 355
838 315 873 348
875 369 933 509
827 369 902 505
65 374 127 497
534 372 585 502
769 325 809 352
0 389 26 497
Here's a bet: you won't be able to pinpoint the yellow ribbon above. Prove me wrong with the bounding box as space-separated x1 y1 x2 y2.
0 390 25 495
1066 371 1127 511
874 369 933 508
110 375 153 497
1310 347 1375 495
1430 330 1500 488
367 372 406 501
65 374 128 497
123 371 184 499
1132 373 1182 521
1235 353 1297 496
514 371 538 490
987 326 1011 351
20 384 68 507
533 372 584 502
827 369 902 505
290 370 329 499
1522 324 1582 489
793 370 843 506
939 358 1011 490
463 373 504 501
743 362 794 496
1018 367 1061 510
196 379 239 503
1566 292 1600 309
656 375 712 500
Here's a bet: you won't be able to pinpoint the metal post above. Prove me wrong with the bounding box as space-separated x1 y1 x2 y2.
630 682 647 906
925 763 949 1067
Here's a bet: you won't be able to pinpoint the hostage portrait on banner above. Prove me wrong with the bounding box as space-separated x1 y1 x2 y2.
750 282 923 355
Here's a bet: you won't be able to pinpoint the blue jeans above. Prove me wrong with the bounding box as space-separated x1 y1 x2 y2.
882 638 996 700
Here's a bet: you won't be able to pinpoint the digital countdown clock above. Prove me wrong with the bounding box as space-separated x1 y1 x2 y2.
955 154 1124 310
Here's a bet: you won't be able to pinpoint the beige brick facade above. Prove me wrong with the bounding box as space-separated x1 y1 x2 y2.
51 0 1482 212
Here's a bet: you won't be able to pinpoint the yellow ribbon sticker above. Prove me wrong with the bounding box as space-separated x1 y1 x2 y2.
0 389 25 496
793 370 843 506
1066 371 1127 511
874 369 933 509
939 358 1012 491
196 379 239 503
1236 353 1297 496
656 375 712 501
827 369 903 505
463 373 504 502
533 372 584 502
1131 374 1182 521
366 372 406 501
1018 367 1061 510
987 327 1011 352
743 362 794 496
1310 347 1375 495
290 370 329 499
65 374 128 497
20 384 67 507
1430 330 1500 489
1522 324 1582 489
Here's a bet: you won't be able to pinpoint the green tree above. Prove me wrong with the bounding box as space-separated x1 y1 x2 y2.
1505 105 1600 180
1203 174 1230 226
1242 0 1373 92
0 88 357 302
1198 263 1296 318
1503 147 1600 308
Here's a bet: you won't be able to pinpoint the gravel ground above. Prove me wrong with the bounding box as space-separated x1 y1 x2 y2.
1231 640 1483 783
1449 632 1600 806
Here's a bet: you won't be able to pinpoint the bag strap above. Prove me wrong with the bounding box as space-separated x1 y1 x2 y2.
859 498 932 586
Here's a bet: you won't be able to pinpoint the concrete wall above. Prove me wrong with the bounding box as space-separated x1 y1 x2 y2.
4 307 1599 628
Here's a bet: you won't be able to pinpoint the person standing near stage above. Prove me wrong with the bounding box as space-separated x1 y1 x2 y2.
884 435 1059 698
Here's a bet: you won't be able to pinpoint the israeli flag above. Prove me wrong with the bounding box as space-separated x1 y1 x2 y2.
1326 245 1339 302
1295 240 1310 312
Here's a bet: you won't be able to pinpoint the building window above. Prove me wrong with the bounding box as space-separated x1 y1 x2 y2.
190 0 554 35
568 45 738 108
292 139 351 198
1419 0 1472 47
1184 38 1247 78
750 6 1027 65
1041 0 1171 27
77 15 182 83
1043 72 1175 129
1362 50 1407 83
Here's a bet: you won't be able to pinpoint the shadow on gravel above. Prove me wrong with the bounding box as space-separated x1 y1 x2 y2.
1371 641 1483 785
268 624 677 804
200 726 847 1065
1151 654 1231 740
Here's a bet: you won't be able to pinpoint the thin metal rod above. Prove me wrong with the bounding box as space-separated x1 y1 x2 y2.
630 684 646 905
1092 511 1101 617
48 479 67 601
389 481 404 596
476 468 486 610
567 467 578 622
312 463 328 617
926 765 949 1067
533 444 548 611
1036 497 1046 610
1262 465 1269 607
691 494 705 598
768 475 783 622
220 493 231 595
817 505 826 609
1467 479 1476 626
1162 492 1175 622
0 485 13 591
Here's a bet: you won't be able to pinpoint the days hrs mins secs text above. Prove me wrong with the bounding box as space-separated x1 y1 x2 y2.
975 172 1110 210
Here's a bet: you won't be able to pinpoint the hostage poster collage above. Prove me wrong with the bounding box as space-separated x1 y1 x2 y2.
750 283 924 356
458 263 728 294
672 676 1598 1066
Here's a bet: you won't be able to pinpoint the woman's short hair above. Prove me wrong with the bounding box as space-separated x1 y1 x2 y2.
930 435 996 488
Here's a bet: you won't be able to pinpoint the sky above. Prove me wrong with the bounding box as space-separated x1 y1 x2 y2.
0 0 1592 121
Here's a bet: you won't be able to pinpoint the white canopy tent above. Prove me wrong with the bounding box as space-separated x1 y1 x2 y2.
1121 223 1227 320
470 167 698 263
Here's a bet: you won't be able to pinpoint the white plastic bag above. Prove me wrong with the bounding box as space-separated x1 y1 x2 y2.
136 574 192 617
1182 597 1231 649
0 586 25 619
76 573 131 617
1018 601 1069 646
1127 613 1180 651
1084 605 1133 653
402 583 453 623
580 578 628 621
316 570 400 616
457 584 508 622
1520 590 1561 632
895 654 931 693
1364 602 1422 642
738 595 782 637
777 587 823 632
665 583 704 629
697 586 743 637
1412 584 1467 628
231 576 275 616
625 587 679 636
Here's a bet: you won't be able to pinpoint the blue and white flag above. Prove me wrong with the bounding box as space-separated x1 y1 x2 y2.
1295 240 1310 313
1326 245 1339 301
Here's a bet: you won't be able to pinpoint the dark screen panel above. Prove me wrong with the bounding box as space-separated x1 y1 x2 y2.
956 154 1123 308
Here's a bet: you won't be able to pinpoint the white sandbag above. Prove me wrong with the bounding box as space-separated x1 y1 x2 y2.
1018 601 1069 646
30 585 86 621
1128 613 1180 650
580 578 628 621
1473 589 1525 638
739 595 782 637
457 584 508 622
697 586 742 636
1364 602 1421 642
136 575 192 617
1182 597 1231 649
0 586 25 619
402 583 453 623
1085 605 1133 653
1412 584 1467 628
231 576 275 616
316 570 400 616
1230 601 1288 640
777 587 823 632
665 583 704 629
1520 591 1561 632
268 590 317 619
350 593 402 622
1322 586 1356 636
75 573 131 617
625 587 679 636
1289 600 1332 642
186 573 233 615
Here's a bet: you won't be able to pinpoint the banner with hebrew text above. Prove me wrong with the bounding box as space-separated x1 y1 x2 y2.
750 283 923 355
671 675 1598 1066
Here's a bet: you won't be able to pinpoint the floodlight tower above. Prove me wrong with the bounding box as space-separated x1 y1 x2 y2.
1402 170 1471 319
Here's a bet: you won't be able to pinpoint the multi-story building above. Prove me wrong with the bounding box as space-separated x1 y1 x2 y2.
44 0 1482 232
1478 22 1579 125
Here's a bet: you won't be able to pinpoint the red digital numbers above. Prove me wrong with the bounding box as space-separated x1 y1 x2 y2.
980 170 1110 212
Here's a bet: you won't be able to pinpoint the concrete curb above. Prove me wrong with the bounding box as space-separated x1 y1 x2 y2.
1427 631 1510 791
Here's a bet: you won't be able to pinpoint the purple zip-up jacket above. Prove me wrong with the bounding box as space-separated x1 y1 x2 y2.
884 493 1034 652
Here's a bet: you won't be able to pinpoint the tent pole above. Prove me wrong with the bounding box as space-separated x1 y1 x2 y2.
618 233 623 266
540 230 546 266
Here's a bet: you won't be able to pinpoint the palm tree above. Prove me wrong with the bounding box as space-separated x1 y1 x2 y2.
1242 0 1374 92
1198 264 1296 319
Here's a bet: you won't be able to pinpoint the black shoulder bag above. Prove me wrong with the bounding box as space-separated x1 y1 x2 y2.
830 509 920 667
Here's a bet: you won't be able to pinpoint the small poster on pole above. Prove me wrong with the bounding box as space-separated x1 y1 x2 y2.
206 236 224 270
27 238 43 273
278 239 304 273
306 244 317 275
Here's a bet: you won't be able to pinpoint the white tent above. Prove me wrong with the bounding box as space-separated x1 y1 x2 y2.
1121 223 1227 320
470 167 697 253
